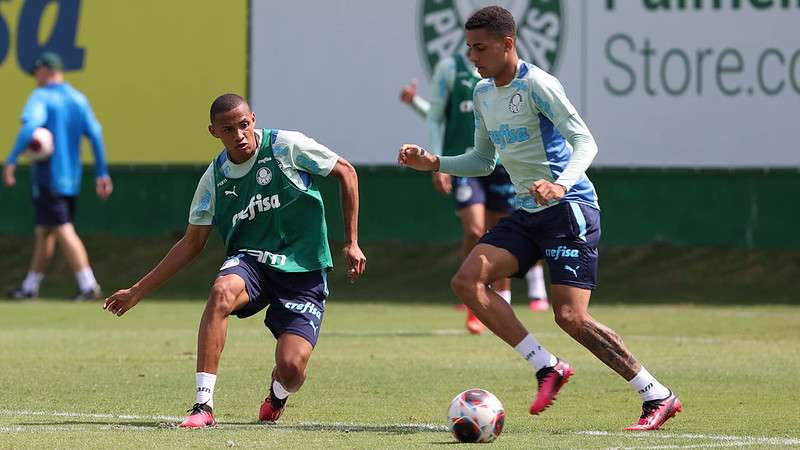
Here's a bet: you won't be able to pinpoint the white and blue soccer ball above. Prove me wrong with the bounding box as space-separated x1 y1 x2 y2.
447 388 505 443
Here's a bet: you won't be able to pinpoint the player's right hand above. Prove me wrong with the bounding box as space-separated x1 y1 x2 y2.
432 172 452 195
400 79 417 104
398 144 439 172
3 164 16 187
103 288 142 317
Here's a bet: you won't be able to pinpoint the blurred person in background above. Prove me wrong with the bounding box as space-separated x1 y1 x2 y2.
3 51 112 301
399 54 550 335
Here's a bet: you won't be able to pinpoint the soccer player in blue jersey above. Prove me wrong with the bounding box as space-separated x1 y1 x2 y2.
398 6 681 431
400 59 551 333
3 52 112 300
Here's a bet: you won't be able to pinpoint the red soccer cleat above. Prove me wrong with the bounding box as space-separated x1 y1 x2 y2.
530 360 573 415
259 385 287 422
179 403 216 428
624 391 682 431
465 309 486 334
528 297 550 312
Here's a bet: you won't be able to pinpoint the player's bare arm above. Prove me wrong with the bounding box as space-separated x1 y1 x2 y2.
329 157 366 282
397 144 440 172
103 223 213 316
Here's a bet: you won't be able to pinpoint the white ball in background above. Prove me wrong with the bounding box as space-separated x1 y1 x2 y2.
26 127 54 162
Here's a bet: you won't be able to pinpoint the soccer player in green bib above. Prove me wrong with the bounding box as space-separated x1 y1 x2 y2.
103 94 366 428
399 6 680 431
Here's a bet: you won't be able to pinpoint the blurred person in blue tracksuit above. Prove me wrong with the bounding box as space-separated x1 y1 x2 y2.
3 52 112 300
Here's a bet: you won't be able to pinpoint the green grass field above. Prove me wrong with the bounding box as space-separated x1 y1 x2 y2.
1 300 798 448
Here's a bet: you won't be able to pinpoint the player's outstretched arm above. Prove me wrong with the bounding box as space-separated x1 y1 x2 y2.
329 157 366 283
103 224 213 316
397 144 440 172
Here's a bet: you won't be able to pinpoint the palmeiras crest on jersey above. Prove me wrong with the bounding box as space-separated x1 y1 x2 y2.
417 0 564 77
256 167 272 186
509 92 523 112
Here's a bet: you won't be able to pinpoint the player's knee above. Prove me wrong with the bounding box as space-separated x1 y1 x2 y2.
451 271 474 300
553 304 587 334
207 280 238 315
463 225 484 244
451 270 486 307
276 354 307 388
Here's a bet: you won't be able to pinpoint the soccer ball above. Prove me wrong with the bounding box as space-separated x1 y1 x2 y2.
447 388 505 443
26 127 54 161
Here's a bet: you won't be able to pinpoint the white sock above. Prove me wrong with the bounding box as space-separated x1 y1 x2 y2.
628 367 671 401
21 272 44 293
495 289 511 304
272 379 289 400
195 372 217 407
525 265 547 300
75 267 98 292
514 333 557 371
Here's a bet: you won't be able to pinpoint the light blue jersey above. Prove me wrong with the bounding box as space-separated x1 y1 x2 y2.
6 82 108 196
442 60 599 213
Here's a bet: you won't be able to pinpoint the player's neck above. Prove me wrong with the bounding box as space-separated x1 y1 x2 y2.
227 148 256 165
494 55 519 87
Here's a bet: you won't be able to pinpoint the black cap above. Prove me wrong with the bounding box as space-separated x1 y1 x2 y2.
30 51 63 75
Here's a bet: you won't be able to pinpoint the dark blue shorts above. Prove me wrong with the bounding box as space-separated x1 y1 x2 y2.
479 202 601 290
452 165 515 214
216 253 328 347
33 185 75 227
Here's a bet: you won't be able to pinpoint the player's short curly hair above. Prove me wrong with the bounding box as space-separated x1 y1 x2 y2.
210 93 249 122
465 6 516 38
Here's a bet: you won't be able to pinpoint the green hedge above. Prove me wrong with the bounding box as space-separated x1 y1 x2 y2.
1 165 797 249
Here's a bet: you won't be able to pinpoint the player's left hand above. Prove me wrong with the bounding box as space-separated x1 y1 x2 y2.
96 176 113 200
103 288 141 317
530 179 567 206
343 241 366 283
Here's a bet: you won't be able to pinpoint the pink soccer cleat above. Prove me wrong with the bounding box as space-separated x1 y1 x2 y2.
625 391 682 431
465 309 486 335
179 403 216 428
530 359 574 415
528 297 550 312
259 385 287 422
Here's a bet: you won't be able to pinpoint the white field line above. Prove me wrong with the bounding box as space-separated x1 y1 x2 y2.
0 409 183 422
2 410 798 447
0 409 447 433
601 444 752 449
578 430 800 447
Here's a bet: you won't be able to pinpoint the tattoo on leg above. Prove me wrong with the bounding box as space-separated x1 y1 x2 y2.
576 319 641 380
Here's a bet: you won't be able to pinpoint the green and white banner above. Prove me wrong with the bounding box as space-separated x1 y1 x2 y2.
250 1 799 167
